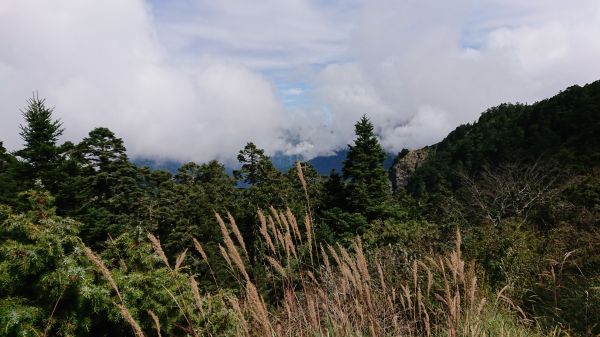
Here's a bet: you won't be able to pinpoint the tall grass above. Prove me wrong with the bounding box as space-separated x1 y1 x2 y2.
85 163 565 337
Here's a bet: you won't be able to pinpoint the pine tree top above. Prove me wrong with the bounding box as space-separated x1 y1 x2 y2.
18 95 63 147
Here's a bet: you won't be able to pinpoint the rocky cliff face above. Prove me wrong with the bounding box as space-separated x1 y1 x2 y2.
389 147 430 192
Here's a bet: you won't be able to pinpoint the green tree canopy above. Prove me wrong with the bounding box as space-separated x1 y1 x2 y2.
15 95 64 188
234 142 292 209
234 142 277 185
342 115 390 220
76 127 128 172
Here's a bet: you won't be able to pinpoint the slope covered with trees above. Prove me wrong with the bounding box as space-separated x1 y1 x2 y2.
0 82 598 336
407 80 600 197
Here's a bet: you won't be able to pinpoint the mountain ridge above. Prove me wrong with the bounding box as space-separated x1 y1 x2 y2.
400 80 600 195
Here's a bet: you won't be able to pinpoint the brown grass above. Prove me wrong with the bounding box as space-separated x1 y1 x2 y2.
147 310 162 337
147 233 170 269
208 206 552 337
192 237 208 263
116 302 145 337
83 162 562 337
216 212 250 282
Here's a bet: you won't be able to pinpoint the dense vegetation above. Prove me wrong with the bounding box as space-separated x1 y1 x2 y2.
0 82 598 336
408 81 600 197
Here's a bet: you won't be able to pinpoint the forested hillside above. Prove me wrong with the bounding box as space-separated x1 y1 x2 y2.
406 80 600 197
0 82 599 336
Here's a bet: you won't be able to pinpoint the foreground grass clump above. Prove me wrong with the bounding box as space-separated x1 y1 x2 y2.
83 165 565 337
216 220 553 337
87 210 559 336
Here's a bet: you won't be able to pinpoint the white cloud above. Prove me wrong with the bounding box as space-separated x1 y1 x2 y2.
149 0 354 70
281 88 304 96
0 0 290 164
305 0 600 154
1 0 599 163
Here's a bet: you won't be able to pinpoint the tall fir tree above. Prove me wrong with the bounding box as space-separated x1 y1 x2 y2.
15 95 65 191
342 115 390 220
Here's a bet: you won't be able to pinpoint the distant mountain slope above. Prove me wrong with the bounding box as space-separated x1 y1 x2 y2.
134 150 396 176
405 80 600 194
133 158 183 173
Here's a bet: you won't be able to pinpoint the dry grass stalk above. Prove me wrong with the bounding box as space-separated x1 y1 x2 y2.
227 211 249 260
84 246 123 302
115 302 145 337
423 304 431 337
227 297 249 336
147 233 170 269
296 161 308 196
327 244 342 268
246 281 271 336
174 249 187 271
297 161 315 264
192 237 209 263
418 260 433 298
320 244 331 275
355 236 370 283
191 238 219 284
497 285 528 321
219 244 232 269
267 215 279 244
275 227 285 250
339 260 358 290
284 230 298 260
147 310 162 337
269 206 282 229
413 260 419 293
286 206 302 242
190 276 203 313
278 210 291 237
338 244 363 295
283 294 293 325
304 214 313 263
376 261 387 292
258 210 276 254
216 212 249 281
266 255 287 279
306 294 319 331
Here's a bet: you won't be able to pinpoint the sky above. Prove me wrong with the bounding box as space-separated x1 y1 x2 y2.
1 0 599 164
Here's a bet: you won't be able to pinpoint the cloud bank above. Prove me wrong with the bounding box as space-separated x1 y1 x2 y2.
0 0 599 163
0 0 293 163
305 0 600 155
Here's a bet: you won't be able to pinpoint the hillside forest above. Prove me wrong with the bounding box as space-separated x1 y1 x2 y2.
0 81 599 336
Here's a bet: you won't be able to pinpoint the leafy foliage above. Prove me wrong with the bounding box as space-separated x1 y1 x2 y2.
0 81 598 335
14 96 65 194
409 81 600 198
342 115 390 219
0 188 90 336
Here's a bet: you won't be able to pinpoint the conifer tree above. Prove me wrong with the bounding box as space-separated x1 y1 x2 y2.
76 127 128 172
234 142 277 185
322 169 348 211
15 95 64 190
234 142 291 208
71 127 142 245
342 115 390 220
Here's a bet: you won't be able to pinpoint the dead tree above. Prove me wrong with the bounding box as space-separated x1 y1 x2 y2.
459 160 565 228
